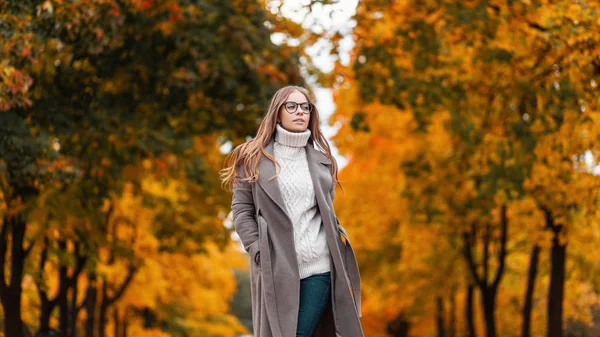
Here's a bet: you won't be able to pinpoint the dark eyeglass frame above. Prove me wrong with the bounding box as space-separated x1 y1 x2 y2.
281 101 313 114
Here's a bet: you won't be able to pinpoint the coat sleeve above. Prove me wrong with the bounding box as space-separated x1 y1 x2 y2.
231 164 259 253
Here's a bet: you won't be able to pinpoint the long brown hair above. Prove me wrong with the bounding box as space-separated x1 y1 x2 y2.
220 85 341 192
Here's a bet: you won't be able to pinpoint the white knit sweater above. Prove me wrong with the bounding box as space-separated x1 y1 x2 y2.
273 123 331 279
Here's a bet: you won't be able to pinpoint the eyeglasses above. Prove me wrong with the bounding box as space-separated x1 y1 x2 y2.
282 101 313 114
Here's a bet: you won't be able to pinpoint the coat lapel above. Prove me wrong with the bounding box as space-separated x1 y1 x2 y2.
306 138 333 166
257 138 288 219
305 138 333 196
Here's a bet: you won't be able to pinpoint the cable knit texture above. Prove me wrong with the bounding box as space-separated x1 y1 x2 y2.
273 123 331 279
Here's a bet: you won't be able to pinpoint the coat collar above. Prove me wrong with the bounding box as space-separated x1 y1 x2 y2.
257 136 331 219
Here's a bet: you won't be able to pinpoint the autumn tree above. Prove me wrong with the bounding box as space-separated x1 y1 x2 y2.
330 1 600 337
1 0 306 336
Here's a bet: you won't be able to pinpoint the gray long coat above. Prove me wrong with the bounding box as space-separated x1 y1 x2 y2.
232 137 364 337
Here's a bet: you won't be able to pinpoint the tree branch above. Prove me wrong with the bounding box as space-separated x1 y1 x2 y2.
106 265 138 306
526 21 548 32
23 240 35 257
462 223 484 288
66 242 88 290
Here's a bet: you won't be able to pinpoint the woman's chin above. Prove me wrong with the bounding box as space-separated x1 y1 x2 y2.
284 124 307 132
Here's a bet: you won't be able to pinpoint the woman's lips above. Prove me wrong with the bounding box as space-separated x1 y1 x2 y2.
293 120 304 123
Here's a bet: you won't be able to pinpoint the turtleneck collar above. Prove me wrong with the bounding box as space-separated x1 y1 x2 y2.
275 123 311 148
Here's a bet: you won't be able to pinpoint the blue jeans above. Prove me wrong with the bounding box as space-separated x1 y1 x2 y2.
296 271 331 337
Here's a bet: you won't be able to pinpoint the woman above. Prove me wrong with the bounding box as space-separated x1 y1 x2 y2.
220 86 363 337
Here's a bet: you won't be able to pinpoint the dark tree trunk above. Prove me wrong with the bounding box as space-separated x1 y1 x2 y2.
437 296 446 337
85 272 98 337
481 288 497 337
547 238 566 337
462 205 508 337
38 237 52 335
39 297 52 335
114 309 120 337
541 208 566 337
69 276 79 337
4 290 24 337
522 245 540 337
59 240 69 335
98 282 108 337
547 223 566 337
0 213 33 337
465 283 476 337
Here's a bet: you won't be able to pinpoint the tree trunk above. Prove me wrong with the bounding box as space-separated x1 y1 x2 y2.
98 282 108 337
69 272 79 337
59 241 69 335
39 297 52 335
466 283 476 337
547 228 566 337
437 296 446 337
522 245 540 337
37 237 53 335
462 205 508 337
481 289 497 337
0 213 32 337
85 271 98 337
114 308 120 337
542 208 566 337
4 290 24 337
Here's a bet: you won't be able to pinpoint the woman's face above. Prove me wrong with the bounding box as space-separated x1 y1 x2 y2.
278 90 312 132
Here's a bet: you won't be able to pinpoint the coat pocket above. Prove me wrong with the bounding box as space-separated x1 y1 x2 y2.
337 223 350 246
247 240 261 267
248 235 262 334
336 216 352 249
